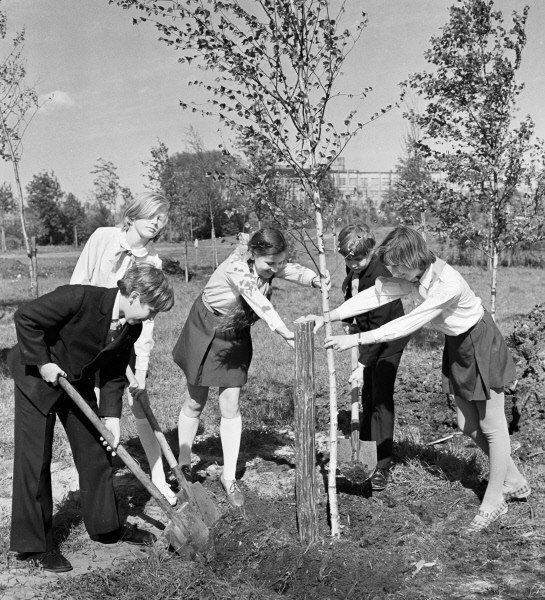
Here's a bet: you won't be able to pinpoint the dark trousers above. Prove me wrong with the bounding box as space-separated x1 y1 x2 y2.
360 352 403 470
10 383 121 553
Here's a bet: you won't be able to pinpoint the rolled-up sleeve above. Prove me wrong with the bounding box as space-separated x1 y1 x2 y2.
276 263 316 287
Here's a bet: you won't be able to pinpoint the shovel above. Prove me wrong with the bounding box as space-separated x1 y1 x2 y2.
125 367 220 528
58 376 213 558
337 347 377 483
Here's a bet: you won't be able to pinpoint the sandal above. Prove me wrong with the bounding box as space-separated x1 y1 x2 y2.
503 483 531 502
465 500 508 534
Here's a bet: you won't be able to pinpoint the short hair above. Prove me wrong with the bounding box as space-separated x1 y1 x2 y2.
248 228 287 257
376 226 435 271
118 263 174 313
337 223 375 259
121 192 170 238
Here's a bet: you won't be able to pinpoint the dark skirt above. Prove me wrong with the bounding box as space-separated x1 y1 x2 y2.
172 294 252 387
441 310 516 401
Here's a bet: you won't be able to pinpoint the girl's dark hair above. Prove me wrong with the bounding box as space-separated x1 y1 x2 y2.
376 226 435 271
248 228 287 257
337 223 375 259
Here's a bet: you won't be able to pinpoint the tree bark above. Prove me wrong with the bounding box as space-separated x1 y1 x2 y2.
294 319 318 546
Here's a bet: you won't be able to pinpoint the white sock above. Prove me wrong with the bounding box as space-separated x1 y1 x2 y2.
220 415 242 481
178 411 200 466
135 418 172 496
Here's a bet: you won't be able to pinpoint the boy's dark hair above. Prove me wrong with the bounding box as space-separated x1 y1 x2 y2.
376 226 435 271
337 223 375 259
248 228 287 257
118 263 174 313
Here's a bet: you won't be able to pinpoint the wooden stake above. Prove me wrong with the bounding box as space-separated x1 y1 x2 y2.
294 318 318 546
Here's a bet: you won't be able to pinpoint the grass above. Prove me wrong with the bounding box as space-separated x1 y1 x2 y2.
1 242 545 599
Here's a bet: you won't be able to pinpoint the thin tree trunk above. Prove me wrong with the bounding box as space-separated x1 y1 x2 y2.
420 211 427 242
490 245 498 322
313 191 340 538
209 200 218 269
0 110 38 297
0 225 6 252
184 239 189 283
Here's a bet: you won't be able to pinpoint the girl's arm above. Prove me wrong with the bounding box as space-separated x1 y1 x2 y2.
132 319 155 387
131 254 162 386
308 277 411 332
276 263 326 289
70 230 99 284
325 285 458 351
227 264 293 343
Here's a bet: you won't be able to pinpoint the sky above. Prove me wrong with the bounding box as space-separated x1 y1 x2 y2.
0 0 544 202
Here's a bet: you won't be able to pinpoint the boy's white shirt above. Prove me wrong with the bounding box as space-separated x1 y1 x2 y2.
335 258 484 343
202 244 317 332
70 227 161 371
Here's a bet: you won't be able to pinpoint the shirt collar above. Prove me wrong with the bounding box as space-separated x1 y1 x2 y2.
119 230 150 259
418 258 447 291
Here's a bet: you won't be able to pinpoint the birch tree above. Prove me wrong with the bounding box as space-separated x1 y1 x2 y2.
405 0 545 318
0 4 39 296
114 0 391 536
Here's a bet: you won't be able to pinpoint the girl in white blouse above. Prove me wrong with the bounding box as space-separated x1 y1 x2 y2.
313 226 529 533
173 228 325 509
71 192 177 505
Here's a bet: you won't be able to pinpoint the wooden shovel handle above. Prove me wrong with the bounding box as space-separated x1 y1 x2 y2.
350 347 360 456
125 367 191 493
58 376 180 521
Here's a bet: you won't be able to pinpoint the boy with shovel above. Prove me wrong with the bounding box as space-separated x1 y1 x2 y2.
334 224 409 491
8 263 174 573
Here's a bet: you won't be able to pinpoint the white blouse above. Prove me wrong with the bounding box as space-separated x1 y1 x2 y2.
70 227 162 371
203 244 317 332
335 258 484 343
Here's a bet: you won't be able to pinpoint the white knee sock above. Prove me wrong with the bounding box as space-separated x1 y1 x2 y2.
178 411 200 466
220 415 242 481
135 417 171 493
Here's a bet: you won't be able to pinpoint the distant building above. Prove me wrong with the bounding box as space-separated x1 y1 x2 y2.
330 157 395 207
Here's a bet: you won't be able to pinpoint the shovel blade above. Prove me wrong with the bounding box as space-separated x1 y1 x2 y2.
337 435 377 482
164 502 213 557
176 481 220 528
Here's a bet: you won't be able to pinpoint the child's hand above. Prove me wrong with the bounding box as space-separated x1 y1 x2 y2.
348 364 364 386
277 325 295 349
38 363 67 385
283 329 295 349
324 334 359 352
100 417 120 456
302 314 324 333
312 271 331 291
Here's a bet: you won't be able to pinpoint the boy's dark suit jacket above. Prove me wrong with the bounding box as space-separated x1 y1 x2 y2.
342 255 409 365
8 285 142 417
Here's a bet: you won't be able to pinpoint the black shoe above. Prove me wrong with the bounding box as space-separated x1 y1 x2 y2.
370 467 390 492
17 549 73 573
179 464 193 484
93 523 156 546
